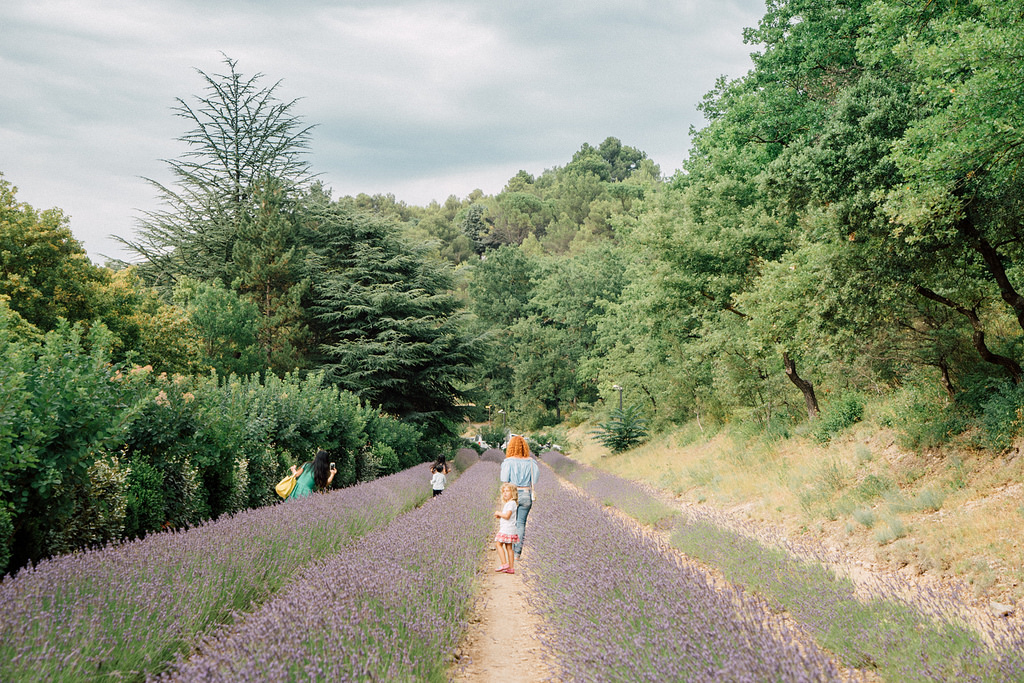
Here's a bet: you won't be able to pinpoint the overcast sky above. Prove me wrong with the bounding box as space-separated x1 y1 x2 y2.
1 0 766 262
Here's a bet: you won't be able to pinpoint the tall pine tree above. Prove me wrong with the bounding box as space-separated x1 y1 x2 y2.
124 55 314 290
305 192 484 441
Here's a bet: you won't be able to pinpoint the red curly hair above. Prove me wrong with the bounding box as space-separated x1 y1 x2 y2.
505 435 530 459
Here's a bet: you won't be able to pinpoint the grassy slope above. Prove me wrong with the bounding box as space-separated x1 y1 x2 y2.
565 415 1024 606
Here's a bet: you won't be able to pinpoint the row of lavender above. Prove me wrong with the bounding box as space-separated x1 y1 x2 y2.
541 449 679 527
522 469 846 680
540 451 1024 682
0 463 441 682
158 461 499 681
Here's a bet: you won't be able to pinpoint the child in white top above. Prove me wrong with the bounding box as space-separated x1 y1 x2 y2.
493 482 519 574
430 466 447 496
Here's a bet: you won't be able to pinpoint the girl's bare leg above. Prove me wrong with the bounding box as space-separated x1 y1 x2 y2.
496 542 508 569
506 543 515 572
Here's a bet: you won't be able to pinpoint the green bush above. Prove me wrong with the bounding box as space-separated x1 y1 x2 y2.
244 445 290 510
0 317 426 566
0 321 142 568
124 456 170 538
479 425 507 449
366 443 401 477
813 393 865 444
460 438 484 455
978 381 1024 451
590 405 649 453
531 428 570 452
364 411 423 470
913 487 946 512
0 505 12 573
122 370 374 532
853 474 897 502
46 457 130 555
516 402 560 431
890 384 969 452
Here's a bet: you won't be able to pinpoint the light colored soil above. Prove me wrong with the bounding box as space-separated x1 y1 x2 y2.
451 550 555 682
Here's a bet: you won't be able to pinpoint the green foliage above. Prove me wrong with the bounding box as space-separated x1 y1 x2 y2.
460 438 484 455
813 393 865 444
229 177 311 374
126 55 314 289
530 428 570 452
117 369 393 539
0 320 142 569
306 193 484 441
891 383 970 452
0 504 12 572
457 203 489 254
478 425 507 450
363 411 423 470
124 455 178 539
874 514 909 545
978 381 1024 452
48 457 131 556
854 474 897 502
8 0 1024 573
0 174 108 331
174 277 263 376
590 405 650 453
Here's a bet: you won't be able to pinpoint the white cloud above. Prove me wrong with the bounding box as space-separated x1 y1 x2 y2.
0 0 766 261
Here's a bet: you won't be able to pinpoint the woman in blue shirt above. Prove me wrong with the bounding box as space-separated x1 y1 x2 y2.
499 435 539 558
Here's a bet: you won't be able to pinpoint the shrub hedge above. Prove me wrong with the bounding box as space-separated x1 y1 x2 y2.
0 316 435 575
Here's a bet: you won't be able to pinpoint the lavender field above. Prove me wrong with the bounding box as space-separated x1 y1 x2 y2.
542 449 678 527
521 470 847 681
540 452 1024 682
5 448 1021 682
159 462 499 681
0 463 437 682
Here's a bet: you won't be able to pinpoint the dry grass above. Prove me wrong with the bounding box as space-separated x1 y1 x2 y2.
565 421 1024 603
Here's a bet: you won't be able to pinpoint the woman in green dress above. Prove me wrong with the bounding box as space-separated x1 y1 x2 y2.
289 449 337 499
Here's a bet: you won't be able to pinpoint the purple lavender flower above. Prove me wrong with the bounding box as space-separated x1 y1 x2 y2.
159 463 500 681
541 452 1024 682
522 473 844 681
0 464 436 682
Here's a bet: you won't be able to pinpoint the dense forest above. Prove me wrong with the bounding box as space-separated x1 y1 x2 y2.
2 0 1023 573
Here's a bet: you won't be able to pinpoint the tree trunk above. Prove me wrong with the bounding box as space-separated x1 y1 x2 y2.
782 351 820 419
640 384 657 411
960 217 1024 332
915 285 1023 384
937 360 956 399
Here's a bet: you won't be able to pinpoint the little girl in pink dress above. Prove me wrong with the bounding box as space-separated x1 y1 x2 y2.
494 482 519 574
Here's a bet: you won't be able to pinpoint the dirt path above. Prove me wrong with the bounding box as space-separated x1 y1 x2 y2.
451 550 555 682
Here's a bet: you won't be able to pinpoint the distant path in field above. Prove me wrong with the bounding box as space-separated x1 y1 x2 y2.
452 550 554 682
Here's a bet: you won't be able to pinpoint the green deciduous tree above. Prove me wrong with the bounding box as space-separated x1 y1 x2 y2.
0 175 108 331
173 277 264 376
0 321 141 569
879 0 1024 349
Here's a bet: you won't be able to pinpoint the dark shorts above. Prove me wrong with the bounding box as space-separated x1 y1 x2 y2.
432 489 443 496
